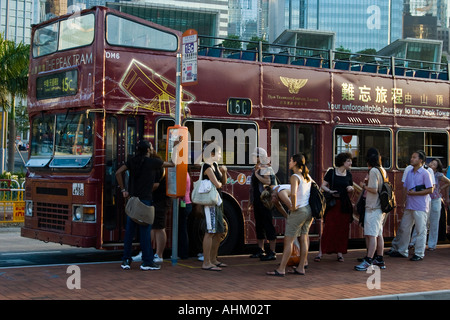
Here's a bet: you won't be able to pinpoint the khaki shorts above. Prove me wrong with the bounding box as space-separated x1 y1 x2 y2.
364 208 385 237
285 205 313 237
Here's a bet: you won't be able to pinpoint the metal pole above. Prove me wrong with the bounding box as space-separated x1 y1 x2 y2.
171 53 182 266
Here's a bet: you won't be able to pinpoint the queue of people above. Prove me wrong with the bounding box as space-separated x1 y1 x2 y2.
116 141 450 275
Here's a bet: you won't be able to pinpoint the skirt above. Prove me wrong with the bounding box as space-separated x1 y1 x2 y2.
320 199 350 254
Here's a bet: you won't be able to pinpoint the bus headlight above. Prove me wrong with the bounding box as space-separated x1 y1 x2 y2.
25 200 33 217
72 205 96 222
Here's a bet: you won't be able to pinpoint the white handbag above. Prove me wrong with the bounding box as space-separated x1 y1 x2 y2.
191 164 220 206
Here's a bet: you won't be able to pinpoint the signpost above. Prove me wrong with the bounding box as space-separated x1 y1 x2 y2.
169 29 198 266
181 29 198 86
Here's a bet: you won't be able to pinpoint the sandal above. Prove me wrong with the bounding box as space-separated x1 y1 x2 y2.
202 266 222 272
288 268 305 275
215 262 228 267
314 256 321 262
337 256 344 262
266 270 285 277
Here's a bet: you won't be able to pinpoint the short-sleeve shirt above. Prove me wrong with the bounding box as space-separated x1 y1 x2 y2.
403 166 433 212
324 168 353 194
126 156 164 201
365 167 386 210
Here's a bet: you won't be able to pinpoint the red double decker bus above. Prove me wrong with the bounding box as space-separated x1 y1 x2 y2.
22 6 449 254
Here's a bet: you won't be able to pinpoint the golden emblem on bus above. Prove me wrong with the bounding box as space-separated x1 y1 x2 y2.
280 76 308 94
119 59 195 115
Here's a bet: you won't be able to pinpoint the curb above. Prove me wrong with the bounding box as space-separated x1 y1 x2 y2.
348 289 450 300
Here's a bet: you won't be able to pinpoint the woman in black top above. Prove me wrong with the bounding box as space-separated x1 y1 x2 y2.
201 142 228 271
248 147 277 261
316 152 354 262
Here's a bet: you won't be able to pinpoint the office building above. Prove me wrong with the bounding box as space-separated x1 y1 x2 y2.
269 0 403 52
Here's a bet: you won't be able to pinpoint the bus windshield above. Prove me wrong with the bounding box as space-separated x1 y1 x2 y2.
33 13 95 57
27 112 94 168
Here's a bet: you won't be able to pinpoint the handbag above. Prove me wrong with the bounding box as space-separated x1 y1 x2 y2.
324 168 336 209
125 196 155 226
191 163 220 206
355 192 366 227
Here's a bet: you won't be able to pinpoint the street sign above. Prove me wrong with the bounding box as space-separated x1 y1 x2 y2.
181 29 198 86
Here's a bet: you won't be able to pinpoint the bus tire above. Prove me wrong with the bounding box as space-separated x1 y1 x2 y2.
187 200 243 256
218 200 242 255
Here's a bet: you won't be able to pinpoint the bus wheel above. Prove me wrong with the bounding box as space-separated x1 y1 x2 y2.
218 200 242 255
187 200 242 256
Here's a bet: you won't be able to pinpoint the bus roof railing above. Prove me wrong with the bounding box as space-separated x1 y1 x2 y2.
198 35 449 80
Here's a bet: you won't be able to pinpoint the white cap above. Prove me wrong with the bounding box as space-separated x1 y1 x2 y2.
252 147 268 157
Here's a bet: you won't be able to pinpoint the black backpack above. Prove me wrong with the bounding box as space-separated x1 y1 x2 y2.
309 180 326 219
375 167 396 213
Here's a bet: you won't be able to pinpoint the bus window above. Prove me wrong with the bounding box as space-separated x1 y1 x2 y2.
185 120 258 166
33 13 95 57
29 114 55 157
126 117 137 161
334 127 392 168
33 23 58 57
397 130 448 169
106 14 178 51
59 14 95 50
156 118 175 159
50 112 94 168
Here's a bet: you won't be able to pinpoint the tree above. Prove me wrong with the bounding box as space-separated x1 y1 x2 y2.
0 34 30 172
221 35 242 50
246 36 269 52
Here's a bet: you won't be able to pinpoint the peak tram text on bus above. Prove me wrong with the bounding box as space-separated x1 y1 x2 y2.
22 6 450 253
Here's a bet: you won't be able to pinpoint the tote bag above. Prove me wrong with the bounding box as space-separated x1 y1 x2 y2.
191 163 220 206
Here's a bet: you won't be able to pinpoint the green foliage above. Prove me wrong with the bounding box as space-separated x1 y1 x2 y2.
222 35 242 50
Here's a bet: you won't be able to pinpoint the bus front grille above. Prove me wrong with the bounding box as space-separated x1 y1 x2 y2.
36 202 69 231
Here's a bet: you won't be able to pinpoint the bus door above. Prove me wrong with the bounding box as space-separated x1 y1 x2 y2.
103 115 137 243
271 122 318 234
271 123 316 183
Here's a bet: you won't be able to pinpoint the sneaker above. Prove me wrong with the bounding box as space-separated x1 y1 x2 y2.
373 255 386 269
153 253 163 264
140 262 161 270
260 250 276 261
197 253 204 261
121 258 131 270
354 257 372 271
132 251 142 262
249 248 264 259
388 251 407 258
410 254 423 261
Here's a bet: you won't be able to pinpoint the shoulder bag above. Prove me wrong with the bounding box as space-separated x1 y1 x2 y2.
125 196 155 226
191 163 220 206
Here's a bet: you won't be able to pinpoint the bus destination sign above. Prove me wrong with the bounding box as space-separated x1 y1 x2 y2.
36 69 78 100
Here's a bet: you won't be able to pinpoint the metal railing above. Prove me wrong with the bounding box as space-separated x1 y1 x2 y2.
0 179 25 224
198 35 449 80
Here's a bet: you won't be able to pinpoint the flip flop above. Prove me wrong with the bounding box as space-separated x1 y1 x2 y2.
202 266 222 271
215 262 228 267
288 268 305 275
266 270 285 277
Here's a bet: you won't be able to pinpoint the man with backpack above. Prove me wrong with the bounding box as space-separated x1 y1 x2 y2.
355 149 389 271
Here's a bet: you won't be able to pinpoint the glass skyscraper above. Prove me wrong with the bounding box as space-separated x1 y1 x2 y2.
271 0 404 52
0 0 33 44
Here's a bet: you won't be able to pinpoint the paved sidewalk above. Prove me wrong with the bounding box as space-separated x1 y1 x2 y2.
1 243 449 300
